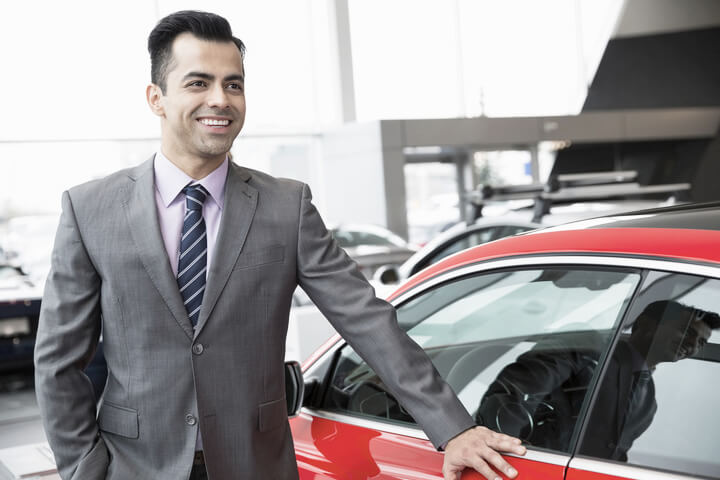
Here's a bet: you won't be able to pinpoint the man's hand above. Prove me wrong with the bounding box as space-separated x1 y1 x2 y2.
442 426 526 480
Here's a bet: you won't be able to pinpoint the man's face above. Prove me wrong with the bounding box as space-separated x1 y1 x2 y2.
152 33 246 163
651 311 712 364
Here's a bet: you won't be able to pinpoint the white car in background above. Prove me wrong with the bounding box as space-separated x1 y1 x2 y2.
372 198 684 297
0 214 59 288
372 217 541 296
329 224 417 279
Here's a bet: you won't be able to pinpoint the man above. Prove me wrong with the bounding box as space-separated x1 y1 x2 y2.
34 10 524 480
580 299 716 461
476 300 717 460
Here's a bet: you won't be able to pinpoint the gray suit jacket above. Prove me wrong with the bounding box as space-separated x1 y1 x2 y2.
34 158 474 479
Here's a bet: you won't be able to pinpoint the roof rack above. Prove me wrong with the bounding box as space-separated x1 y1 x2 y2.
468 170 690 223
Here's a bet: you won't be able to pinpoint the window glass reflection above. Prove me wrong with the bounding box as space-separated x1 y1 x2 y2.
579 272 720 478
322 267 640 455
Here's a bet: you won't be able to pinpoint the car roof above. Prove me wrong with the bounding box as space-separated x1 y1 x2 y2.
390 202 720 300
553 200 720 231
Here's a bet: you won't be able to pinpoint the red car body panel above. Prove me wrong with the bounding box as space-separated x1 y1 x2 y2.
291 413 564 480
391 228 720 300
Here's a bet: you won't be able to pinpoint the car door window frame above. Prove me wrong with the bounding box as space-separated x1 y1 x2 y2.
302 256 720 452
310 259 646 454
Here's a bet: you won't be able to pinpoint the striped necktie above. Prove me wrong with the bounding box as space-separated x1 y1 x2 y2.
178 184 209 327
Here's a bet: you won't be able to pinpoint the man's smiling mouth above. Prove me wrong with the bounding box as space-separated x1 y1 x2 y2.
198 118 231 126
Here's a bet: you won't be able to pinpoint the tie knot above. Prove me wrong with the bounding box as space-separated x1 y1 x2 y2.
183 184 209 211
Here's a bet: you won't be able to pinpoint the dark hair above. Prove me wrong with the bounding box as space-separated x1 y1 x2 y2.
638 300 720 330
148 10 246 93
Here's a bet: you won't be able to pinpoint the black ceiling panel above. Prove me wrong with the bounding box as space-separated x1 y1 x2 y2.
583 27 720 110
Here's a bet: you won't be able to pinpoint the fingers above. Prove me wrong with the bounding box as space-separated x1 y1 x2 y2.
484 429 527 456
474 428 524 478
443 426 525 480
471 454 506 480
479 446 518 479
444 452 510 480
442 469 461 480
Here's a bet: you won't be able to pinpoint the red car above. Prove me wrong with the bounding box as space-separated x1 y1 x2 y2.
285 202 720 480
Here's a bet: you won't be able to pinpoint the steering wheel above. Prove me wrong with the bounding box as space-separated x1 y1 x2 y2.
476 387 558 443
347 381 412 422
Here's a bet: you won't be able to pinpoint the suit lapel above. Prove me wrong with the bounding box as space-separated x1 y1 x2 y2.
123 157 194 340
194 163 257 335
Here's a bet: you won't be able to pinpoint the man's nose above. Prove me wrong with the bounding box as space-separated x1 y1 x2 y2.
207 84 230 109
684 326 707 355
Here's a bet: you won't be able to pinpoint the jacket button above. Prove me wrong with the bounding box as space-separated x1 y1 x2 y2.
192 343 204 355
185 414 197 426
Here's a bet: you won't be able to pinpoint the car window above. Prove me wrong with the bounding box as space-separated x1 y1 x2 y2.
497 225 535 238
352 232 396 247
0 266 25 289
320 267 641 455
331 230 355 248
412 226 535 276
578 271 720 478
415 228 501 274
0 266 22 280
332 230 399 248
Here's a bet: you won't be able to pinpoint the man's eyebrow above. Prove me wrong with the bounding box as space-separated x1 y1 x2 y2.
224 74 244 83
181 72 244 83
182 72 214 82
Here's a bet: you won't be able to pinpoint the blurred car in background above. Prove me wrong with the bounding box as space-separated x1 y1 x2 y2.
287 201 720 480
371 201 673 297
330 224 417 279
372 171 690 293
0 265 41 373
373 218 541 292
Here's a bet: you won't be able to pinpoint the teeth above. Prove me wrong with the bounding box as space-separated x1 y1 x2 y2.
199 118 230 126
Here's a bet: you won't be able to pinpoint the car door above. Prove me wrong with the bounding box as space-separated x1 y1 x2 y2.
567 268 720 480
292 261 643 479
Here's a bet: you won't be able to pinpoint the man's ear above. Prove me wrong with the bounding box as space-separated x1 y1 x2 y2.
146 84 165 117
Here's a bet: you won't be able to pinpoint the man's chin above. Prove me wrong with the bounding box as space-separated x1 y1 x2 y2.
196 141 235 159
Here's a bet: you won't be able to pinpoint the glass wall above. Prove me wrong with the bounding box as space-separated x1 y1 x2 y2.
1 0 335 221
348 0 624 119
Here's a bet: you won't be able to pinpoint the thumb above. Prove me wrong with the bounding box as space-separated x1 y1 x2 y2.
443 468 461 480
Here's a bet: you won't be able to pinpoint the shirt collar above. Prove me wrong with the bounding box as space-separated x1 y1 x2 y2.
154 150 228 210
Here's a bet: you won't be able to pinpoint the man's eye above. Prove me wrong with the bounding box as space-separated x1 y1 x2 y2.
227 83 244 90
188 81 206 87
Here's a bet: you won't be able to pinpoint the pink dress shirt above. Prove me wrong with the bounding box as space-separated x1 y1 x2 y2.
153 151 228 277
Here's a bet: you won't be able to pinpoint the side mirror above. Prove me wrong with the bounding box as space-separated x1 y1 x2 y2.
373 265 400 285
284 360 304 417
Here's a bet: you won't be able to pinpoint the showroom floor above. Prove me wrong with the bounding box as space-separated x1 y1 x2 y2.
0 377 46 449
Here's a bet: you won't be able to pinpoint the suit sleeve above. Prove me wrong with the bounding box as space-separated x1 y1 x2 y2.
34 191 108 480
295 184 475 449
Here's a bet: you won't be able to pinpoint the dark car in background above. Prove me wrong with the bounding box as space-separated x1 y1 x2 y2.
0 266 41 374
